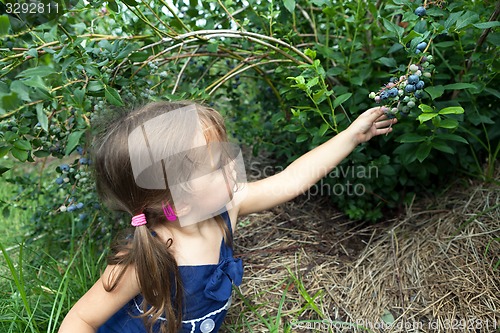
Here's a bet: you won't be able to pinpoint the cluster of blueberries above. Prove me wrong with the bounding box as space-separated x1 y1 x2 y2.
368 5 432 118
55 146 92 218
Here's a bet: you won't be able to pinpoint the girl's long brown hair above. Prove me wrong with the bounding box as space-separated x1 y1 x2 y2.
92 101 231 332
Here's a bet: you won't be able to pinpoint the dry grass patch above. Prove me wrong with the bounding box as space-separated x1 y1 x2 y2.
225 175 499 332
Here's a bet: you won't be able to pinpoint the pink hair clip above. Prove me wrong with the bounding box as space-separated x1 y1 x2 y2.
162 202 177 221
131 213 147 227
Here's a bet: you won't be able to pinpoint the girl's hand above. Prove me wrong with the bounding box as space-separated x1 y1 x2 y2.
346 107 397 145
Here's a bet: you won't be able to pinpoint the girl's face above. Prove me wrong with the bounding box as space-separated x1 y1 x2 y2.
168 125 246 227
181 145 238 224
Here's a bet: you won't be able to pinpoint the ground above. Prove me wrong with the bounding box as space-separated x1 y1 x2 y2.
224 156 499 333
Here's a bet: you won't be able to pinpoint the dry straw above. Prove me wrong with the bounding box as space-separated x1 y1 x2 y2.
226 156 499 333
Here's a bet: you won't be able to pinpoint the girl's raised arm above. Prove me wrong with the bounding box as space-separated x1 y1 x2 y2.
58 264 140 333
237 107 396 216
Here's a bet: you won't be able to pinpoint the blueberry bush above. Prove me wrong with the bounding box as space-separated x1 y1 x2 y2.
0 0 498 228
0 0 498 331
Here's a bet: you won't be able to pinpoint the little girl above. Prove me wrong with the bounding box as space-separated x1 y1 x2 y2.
59 101 396 333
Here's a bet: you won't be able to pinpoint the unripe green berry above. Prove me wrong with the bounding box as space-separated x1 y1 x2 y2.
369 92 376 99
407 101 416 108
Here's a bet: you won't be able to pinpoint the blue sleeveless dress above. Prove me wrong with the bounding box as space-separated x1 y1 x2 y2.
97 211 243 333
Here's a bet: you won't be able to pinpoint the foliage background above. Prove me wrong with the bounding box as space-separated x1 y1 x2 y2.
0 0 498 331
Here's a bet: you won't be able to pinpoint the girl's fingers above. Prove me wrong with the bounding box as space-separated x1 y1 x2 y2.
375 118 397 128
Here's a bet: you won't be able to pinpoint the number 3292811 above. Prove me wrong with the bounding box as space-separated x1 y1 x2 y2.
6 2 59 14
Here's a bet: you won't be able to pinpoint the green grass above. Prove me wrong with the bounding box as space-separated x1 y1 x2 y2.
0 172 33 247
0 166 109 333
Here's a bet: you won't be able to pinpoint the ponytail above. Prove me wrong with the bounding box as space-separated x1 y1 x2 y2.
105 213 184 333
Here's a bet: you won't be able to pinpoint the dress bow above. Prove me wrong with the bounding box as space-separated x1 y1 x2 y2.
204 257 243 301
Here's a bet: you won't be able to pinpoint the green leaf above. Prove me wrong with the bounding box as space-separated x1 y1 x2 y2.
306 77 319 89
0 146 10 158
438 106 464 115
382 18 404 40
387 43 404 54
445 11 463 30
418 113 439 123
13 139 32 151
318 123 329 137
10 81 30 102
122 0 139 6
393 143 418 164
397 133 427 143
65 130 85 155
73 88 85 107
418 104 434 113
2 206 10 219
16 66 56 78
425 85 445 100
436 133 468 144
206 42 218 53
473 21 500 29
333 93 352 108
0 166 10 176
22 76 49 91
283 0 296 13
0 15 10 36
381 309 395 325
455 11 479 30
296 133 308 143
1 93 20 112
416 143 432 162
36 104 49 132
443 83 476 90
304 49 316 60
377 57 397 68
108 0 119 12
431 140 455 154
33 150 50 158
438 118 459 129
484 87 500 99
11 148 29 162
104 86 124 106
88 81 105 92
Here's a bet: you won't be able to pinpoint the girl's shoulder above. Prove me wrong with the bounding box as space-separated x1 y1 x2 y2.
226 206 239 232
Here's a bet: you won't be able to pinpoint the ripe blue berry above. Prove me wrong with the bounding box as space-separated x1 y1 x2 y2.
405 84 416 93
416 42 427 51
79 157 89 165
415 6 426 17
380 91 390 100
415 80 425 90
388 88 399 97
60 164 70 172
67 204 77 212
76 146 84 155
76 202 84 209
408 75 419 85
56 177 64 185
